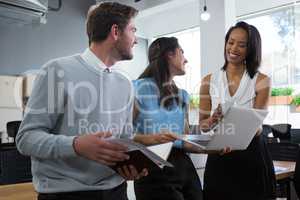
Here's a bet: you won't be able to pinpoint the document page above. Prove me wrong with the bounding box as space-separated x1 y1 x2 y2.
178 134 212 149
206 106 268 150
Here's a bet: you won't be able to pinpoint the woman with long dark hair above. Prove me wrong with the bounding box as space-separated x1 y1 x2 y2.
199 21 276 200
132 37 203 200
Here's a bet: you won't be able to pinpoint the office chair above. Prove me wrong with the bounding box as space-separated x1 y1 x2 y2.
291 129 300 144
294 150 300 199
6 120 21 140
267 142 300 200
268 142 300 161
262 124 280 143
262 124 272 137
0 121 32 184
271 123 292 141
0 121 21 149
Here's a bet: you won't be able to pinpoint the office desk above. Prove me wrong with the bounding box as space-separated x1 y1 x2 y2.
0 182 36 200
274 161 296 200
274 161 296 180
0 162 295 200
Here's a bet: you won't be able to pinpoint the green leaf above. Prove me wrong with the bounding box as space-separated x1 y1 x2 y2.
271 87 294 96
292 95 300 106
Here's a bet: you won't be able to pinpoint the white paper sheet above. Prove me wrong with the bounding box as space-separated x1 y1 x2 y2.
205 106 268 150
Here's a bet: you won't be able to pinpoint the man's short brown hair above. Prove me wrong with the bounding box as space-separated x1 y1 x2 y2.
86 2 138 45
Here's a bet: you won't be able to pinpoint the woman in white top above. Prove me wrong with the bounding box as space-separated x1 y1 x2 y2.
199 21 276 200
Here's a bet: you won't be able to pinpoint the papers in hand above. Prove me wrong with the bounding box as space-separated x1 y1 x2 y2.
207 106 268 150
180 105 268 151
179 134 212 150
107 138 173 172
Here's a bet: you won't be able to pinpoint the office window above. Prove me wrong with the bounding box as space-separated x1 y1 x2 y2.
243 5 300 86
158 27 201 95
242 5 300 128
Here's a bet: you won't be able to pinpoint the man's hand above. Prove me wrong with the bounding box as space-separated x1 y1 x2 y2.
73 132 129 166
117 165 148 180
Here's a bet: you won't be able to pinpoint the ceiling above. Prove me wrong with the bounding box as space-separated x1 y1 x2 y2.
95 0 173 11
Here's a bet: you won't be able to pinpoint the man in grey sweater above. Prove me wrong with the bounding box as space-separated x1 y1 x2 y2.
16 2 147 200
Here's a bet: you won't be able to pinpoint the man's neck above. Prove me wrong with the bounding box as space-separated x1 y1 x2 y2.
89 42 118 67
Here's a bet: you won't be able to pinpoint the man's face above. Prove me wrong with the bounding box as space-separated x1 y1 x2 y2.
115 19 137 60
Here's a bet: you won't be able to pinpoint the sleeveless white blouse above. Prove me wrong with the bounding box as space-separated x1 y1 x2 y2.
209 69 259 112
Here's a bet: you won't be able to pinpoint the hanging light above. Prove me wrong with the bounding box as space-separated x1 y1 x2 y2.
201 0 210 21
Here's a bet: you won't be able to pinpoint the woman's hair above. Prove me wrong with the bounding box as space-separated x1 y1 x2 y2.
222 21 262 78
138 37 184 109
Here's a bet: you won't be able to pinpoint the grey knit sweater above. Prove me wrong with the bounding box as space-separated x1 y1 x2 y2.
16 54 133 193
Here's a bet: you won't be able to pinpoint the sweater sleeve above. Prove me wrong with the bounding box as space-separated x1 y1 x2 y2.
16 61 77 159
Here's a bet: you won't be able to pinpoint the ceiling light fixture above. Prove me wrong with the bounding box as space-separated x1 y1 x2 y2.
201 0 210 21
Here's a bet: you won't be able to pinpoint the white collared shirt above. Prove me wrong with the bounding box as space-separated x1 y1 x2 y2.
81 48 111 73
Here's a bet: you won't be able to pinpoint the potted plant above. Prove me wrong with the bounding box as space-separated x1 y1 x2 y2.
291 95 300 112
269 87 293 105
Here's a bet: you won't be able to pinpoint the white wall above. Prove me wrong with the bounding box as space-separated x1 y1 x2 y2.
200 0 226 77
0 0 95 75
236 0 297 17
0 76 23 142
136 0 199 39
225 0 237 31
136 0 227 78
115 38 148 80
0 0 95 143
0 0 149 81
102 0 172 13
